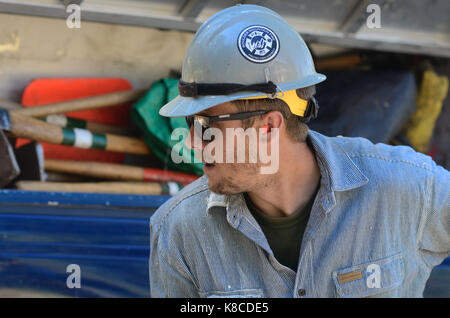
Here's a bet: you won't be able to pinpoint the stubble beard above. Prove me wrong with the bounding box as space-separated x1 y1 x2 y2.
207 162 274 195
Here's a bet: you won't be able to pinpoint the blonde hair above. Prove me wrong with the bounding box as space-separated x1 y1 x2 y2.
232 86 315 142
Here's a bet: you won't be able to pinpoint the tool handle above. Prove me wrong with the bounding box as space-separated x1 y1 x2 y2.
1 100 138 136
142 167 198 185
9 111 151 155
45 159 143 181
44 114 136 136
0 99 22 110
15 181 175 195
11 89 146 117
44 159 199 185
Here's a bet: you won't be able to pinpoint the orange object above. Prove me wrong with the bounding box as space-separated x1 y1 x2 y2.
17 78 134 163
261 125 270 133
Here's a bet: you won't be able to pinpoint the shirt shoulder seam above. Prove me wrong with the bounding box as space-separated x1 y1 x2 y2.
346 153 433 172
153 185 209 234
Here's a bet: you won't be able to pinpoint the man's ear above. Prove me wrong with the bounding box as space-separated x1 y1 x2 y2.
263 110 283 130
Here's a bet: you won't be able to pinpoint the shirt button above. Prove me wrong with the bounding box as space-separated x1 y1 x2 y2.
297 289 306 297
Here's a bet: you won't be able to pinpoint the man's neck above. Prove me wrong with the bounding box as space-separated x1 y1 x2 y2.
246 140 321 218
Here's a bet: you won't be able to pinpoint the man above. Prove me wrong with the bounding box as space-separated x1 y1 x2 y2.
150 4 449 297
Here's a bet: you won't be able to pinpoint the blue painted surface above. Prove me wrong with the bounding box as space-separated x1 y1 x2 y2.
0 189 169 208
0 189 448 297
0 189 169 297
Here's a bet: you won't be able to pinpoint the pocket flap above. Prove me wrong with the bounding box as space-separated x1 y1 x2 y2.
332 252 404 298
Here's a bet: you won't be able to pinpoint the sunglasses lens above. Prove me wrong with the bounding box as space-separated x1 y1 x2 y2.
186 116 206 141
185 116 194 128
195 125 205 141
186 116 216 142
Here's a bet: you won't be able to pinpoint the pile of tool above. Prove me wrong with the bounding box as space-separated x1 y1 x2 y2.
0 86 199 196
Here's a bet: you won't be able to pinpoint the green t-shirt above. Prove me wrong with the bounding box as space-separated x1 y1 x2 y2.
244 186 319 272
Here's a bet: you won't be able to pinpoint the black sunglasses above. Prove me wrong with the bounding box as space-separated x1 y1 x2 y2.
186 110 269 141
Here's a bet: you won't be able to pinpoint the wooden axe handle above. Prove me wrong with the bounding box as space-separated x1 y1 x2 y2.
11 89 146 117
44 159 199 184
9 111 151 155
15 181 177 195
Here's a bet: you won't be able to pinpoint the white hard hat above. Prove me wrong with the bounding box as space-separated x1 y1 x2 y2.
159 4 326 117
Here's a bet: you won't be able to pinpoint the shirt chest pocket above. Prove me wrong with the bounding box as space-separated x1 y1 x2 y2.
332 252 404 298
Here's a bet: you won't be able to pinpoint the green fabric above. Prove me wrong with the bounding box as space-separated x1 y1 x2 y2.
244 187 318 271
131 78 203 175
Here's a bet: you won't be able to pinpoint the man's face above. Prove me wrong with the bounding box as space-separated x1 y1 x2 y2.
186 102 275 195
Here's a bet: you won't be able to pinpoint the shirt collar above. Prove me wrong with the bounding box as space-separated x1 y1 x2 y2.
307 130 369 192
206 130 369 215
206 191 228 212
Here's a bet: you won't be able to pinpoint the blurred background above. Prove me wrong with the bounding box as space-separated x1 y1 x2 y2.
0 0 448 297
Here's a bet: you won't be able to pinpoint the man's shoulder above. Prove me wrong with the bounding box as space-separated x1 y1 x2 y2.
150 175 210 235
317 132 435 172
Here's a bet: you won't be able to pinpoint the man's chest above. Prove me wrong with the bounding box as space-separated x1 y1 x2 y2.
188 194 418 298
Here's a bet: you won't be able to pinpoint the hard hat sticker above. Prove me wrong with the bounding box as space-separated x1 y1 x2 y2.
237 25 280 63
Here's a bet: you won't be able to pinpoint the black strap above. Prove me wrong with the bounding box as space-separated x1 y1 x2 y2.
299 96 319 123
178 80 277 97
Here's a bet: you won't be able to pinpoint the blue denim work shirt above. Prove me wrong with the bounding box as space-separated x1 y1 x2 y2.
149 130 450 298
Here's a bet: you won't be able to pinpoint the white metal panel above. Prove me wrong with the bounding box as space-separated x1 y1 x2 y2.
0 0 449 57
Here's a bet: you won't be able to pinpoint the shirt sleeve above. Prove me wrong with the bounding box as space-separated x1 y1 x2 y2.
418 161 450 268
149 221 199 298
